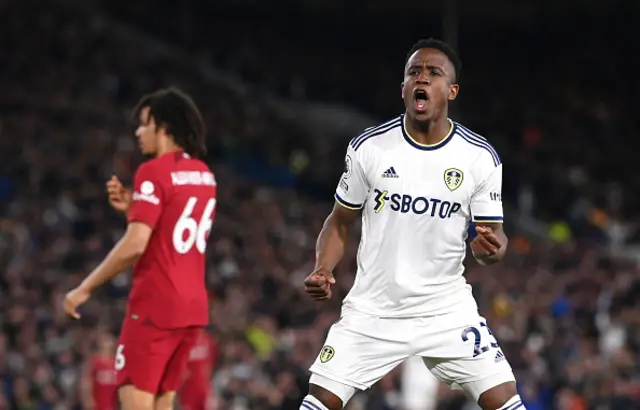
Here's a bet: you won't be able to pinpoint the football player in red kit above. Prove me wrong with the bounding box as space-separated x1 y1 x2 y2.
179 331 219 410
80 333 118 410
64 87 216 410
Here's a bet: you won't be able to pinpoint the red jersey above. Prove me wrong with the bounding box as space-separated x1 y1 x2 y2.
89 355 117 410
127 152 216 329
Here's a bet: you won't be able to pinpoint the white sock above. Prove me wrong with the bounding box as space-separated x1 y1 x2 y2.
300 395 330 410
498 394 526 410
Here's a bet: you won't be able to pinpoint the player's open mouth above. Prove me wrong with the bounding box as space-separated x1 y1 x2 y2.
414 89 429 112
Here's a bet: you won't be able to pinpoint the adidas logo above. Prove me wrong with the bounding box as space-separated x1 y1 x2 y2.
382 167 399 178
494 350 505 363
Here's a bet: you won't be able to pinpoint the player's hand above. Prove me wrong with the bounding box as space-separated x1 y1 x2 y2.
63 286 92 319
304 267 336 301
470 226 502 259
106 175 132 214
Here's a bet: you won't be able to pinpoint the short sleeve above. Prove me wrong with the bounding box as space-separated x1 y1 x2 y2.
127 163 166 228
334 144 369 210
470 163 503 223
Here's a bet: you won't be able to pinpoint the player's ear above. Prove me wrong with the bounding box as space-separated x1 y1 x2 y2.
156 123 169 138
448 84 459 101
400 82 405 100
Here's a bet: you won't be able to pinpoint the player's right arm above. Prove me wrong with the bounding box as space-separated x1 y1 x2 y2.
314 204 359 273
305 144 368 301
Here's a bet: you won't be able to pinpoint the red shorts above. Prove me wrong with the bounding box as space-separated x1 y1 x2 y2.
179 389 210 410
116 316 202 394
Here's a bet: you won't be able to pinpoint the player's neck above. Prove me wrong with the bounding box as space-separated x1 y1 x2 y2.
404 114 451 146
155 141 184 158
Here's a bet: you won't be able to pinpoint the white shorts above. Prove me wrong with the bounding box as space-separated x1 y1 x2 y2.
309 306 515 404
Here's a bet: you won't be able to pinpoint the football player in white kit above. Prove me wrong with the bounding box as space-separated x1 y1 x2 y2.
299 39 526 410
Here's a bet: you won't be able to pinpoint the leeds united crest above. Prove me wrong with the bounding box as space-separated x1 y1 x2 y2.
319 345 335 363
444 168 463 191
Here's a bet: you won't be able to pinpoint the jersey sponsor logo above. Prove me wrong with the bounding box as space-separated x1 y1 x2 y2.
319 345 335 363
343 155 352 179
132 192 160 205
373 189 462 218
171 171 216 186
490 192 502 202
444 168 464 191
381 166 399 178
141 181 155 195
133 182 160 205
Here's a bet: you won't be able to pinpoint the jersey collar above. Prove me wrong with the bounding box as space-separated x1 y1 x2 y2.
401 115 456 151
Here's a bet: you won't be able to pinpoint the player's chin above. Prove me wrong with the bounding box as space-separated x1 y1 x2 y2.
140 146 155 156
408 109 433 122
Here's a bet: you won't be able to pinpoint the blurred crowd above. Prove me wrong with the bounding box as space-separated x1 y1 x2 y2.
1 1 639 409
104 0 640 247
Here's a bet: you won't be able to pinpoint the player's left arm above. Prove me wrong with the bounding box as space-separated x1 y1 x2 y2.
472 222 507 265
470 161 507 266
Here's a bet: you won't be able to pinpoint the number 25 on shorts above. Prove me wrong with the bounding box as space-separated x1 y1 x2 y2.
115 344 126 371
461 321 500 358
173 197 216 254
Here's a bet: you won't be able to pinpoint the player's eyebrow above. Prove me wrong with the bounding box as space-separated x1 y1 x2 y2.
406 62 447 72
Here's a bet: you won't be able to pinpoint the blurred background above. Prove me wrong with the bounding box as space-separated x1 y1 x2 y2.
1 0 640 409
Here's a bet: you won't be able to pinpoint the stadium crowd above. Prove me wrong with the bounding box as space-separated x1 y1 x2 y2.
1 1 639 409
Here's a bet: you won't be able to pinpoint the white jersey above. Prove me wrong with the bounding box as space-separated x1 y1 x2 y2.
335 114 503 317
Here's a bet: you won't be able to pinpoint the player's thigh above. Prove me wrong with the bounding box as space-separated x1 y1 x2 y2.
118 385 155 410
116 317 182 395
424 355 516 403
308 309 411 403
154 391 176 410
420 316 515 403
159 326 204 394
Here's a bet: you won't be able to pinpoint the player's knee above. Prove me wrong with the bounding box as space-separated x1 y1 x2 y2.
477 381 524 410
306 372 360 409
119 385 155 410
495 394 526 409
154 391 176 410
303 385 341 410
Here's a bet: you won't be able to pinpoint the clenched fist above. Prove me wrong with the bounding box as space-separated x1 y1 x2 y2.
304 267 336 301
470 226 502 260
